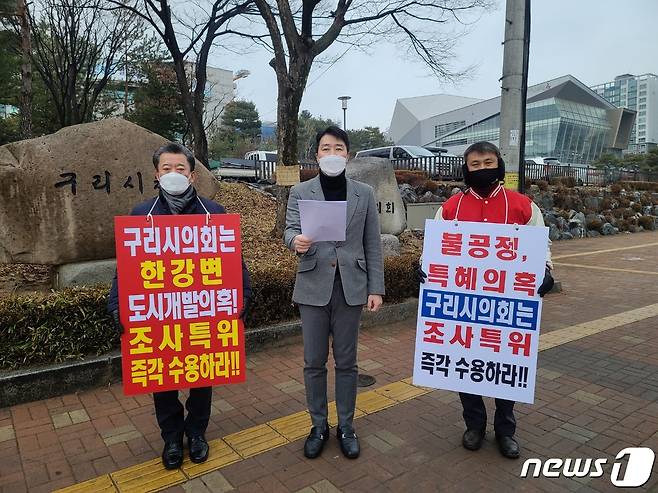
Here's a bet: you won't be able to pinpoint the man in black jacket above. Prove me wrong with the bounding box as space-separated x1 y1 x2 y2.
107 143 252 469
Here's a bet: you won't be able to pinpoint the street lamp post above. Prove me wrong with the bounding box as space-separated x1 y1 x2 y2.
338 96 351 131
498 0 530 193
233 69 250 82
338 94 375 388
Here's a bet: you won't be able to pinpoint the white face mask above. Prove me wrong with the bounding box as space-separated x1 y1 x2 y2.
158 171 191 196
318 155 347 177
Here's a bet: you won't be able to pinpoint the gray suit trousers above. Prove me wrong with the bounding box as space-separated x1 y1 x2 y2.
298 269 363 429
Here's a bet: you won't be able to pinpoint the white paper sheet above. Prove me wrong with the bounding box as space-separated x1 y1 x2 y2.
298 200 347 242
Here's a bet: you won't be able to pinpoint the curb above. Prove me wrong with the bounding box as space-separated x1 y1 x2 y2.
0 299 418 408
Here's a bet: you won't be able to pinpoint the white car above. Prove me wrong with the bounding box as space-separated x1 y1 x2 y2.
210 150 277 181
355 145 435 160
524 156 561 166
244 150 277 161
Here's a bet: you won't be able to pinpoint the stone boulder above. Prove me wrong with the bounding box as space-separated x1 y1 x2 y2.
548 224 561 242
601 223 619 235
418 191 441 203
585 213 600 225
571 211 586 225
536 192 554 211
380 234 401 258
584 196 601 210
54 259 117 288
398 183 418 204
347 157 406 235
0 119 219 265
556 216 568 230
569 227 585 238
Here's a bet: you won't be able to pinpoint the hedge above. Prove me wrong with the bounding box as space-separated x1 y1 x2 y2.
0 255 419 371
0 286 117 371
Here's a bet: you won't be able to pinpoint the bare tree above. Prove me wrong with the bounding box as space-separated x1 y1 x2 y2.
251 0 490 236
106 0 257 166
1 0 33 138
27 0 140 128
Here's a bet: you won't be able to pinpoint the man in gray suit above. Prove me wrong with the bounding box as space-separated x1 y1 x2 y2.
284 126 385 459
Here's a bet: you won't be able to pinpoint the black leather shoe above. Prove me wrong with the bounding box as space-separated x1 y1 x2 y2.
162 440 184 469
462 429 485 451
188 435 210 463
337 425 360 459
496 435 520 459
304 424 329 459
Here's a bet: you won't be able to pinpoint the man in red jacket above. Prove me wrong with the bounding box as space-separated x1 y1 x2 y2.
419 141 554 459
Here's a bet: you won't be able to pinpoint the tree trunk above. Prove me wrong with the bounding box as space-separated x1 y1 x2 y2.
191 117 209 167
192 49 211 168
272 58 311 238
18 0 32 139
171 56 209 167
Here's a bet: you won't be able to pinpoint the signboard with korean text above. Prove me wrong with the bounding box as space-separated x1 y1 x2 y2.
114 214 245 395
413 220 549 403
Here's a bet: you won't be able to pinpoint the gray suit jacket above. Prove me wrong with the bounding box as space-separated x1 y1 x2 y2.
284 175 385 307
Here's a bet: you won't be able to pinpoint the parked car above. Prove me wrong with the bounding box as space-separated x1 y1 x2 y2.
525 157 563 177
524 156 561 166
212 158 259 180
244 150 277 161
525 157 588 185
423 146 449 156
355 145 435 160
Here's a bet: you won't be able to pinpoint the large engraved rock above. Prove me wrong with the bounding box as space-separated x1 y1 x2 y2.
346 157 406 235
0 119 219 265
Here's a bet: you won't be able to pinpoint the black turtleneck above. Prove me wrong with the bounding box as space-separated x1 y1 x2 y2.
470 183 499 198
319 170 347 201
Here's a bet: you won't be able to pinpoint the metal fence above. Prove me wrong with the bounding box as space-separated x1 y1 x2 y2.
250 156 658 186
255 160 276 181
390 155 465 180
254 156 465 182
253 160 318 182
523 163 658 186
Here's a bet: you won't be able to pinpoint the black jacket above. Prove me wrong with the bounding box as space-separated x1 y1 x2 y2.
106 191 252 313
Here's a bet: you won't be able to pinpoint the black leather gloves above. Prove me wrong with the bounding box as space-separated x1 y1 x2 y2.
111 309 124 335
416 265 427 284
537 268 554 297
239 297 252 321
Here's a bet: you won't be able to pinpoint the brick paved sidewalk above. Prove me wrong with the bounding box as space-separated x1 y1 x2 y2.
1 232 657 493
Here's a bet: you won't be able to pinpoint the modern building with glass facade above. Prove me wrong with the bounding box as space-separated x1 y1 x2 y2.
389 75 635 165
591 73 658 154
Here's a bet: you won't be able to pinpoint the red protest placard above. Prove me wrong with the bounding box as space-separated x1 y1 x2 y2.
114 213 245 395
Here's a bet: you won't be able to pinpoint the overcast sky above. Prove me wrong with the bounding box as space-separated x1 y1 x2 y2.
210 0 658 132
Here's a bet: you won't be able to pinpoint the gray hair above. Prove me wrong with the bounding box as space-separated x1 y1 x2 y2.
152 143 196 171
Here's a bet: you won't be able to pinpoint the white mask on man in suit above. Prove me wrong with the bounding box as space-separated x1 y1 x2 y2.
318 155 347 177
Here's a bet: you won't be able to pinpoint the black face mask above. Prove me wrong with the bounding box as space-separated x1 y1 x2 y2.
466 168 500 193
